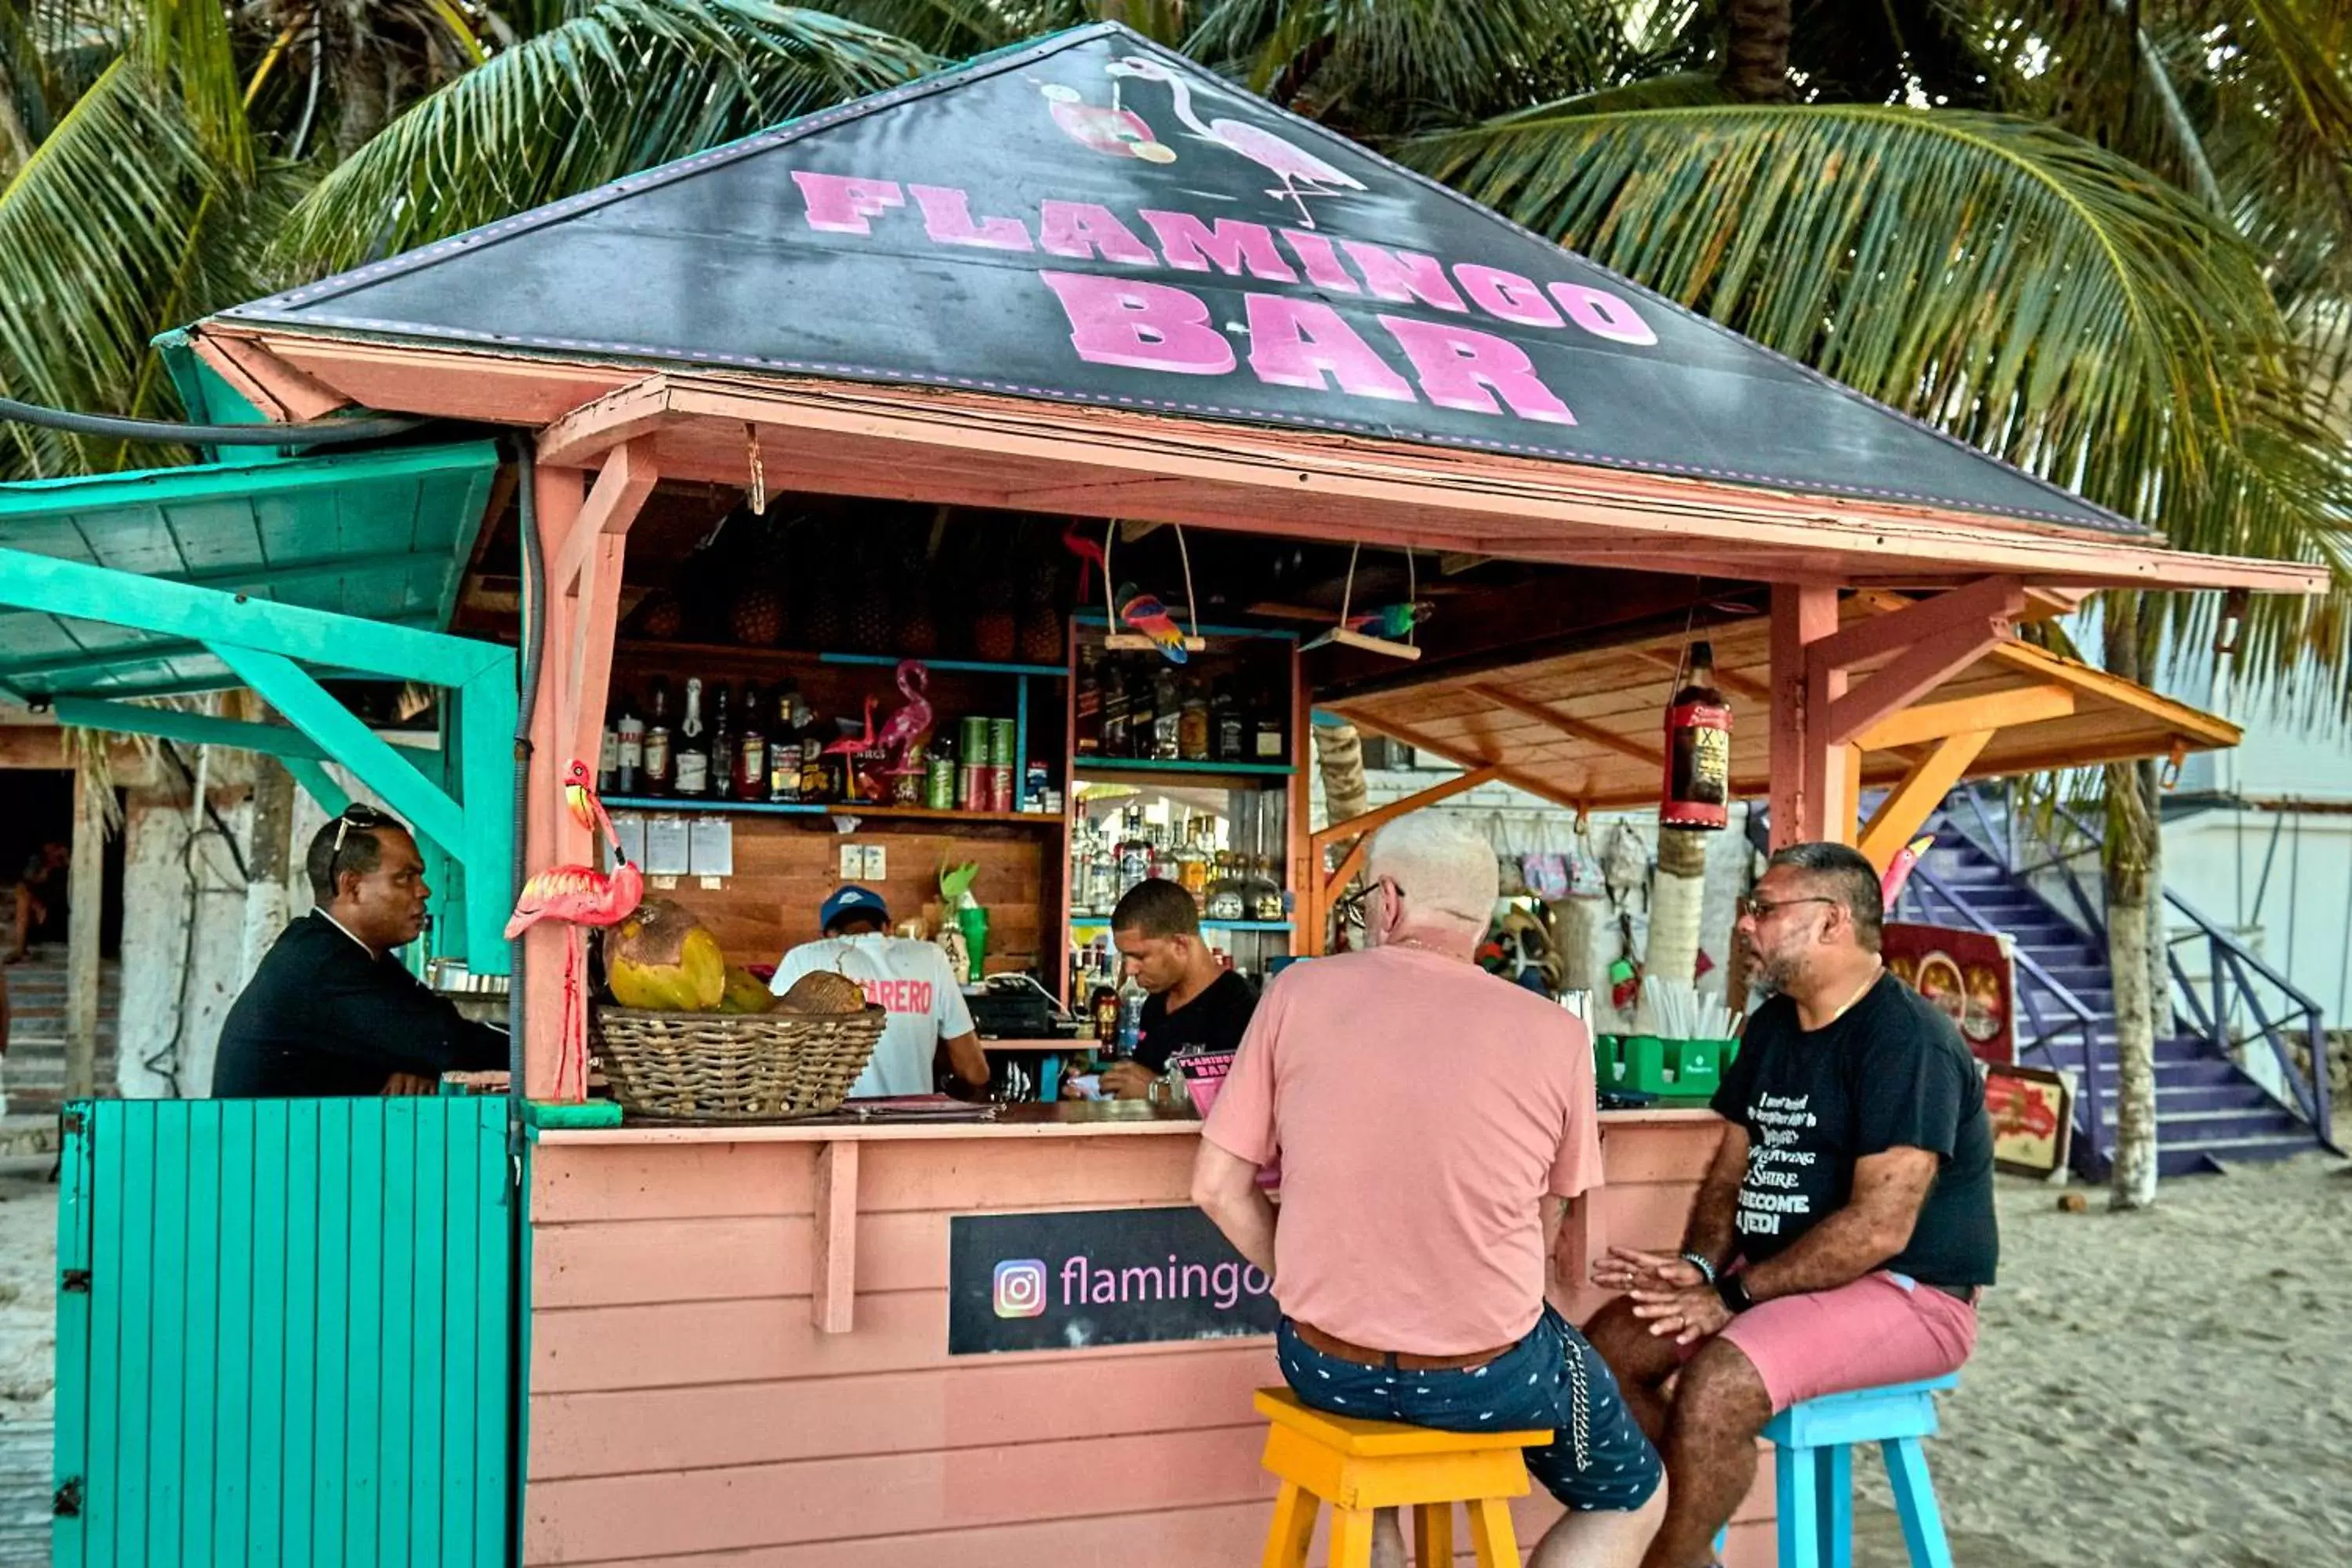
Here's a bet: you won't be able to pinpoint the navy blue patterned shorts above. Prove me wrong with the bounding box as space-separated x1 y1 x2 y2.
1276 1306 1664 1512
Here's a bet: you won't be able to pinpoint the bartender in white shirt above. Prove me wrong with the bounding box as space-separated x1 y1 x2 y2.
771 886 992 1098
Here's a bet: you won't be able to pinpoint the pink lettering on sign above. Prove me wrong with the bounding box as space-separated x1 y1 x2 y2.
1341 242 1468 313
792 172 903 235
1455 263 1563 328
1245 295 1414 402
1549 282 1658 346
1279 230 1360 294
909 184 1032 252
1040 271 1236 375
1378 315 1575 425
1038 201 1158 265
1138 211 1297 283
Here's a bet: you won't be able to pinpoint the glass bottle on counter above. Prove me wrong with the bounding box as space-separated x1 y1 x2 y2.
641 676 674 795
737 680 767 801
1205 849 1248 921
1151 666 1182 760
710 681 735 800
1246 853 1287 922
1075 649 1103 758
1173 817 1210 905
768 684 802 802
1112 969 1149 1058
1213 680 1243 763
1178 676 1210 762
673 677 710 797
1116 809 1156 897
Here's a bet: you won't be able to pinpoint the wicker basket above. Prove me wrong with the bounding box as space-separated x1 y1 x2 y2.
593 1004 886 1121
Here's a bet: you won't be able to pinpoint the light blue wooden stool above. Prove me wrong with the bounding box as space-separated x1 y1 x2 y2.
1763 1374 1958 1568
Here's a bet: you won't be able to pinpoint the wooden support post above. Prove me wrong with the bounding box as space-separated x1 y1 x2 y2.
63 758 103 1101
1857 731 1995 873
813 1140 859 1334
1769 585 1842 848
524 464 587 1100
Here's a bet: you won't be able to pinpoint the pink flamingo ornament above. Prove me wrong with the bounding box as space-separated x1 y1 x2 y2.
821 696 880 758
874 661 934 775
1104 55 1365 229
506 760 644 1101
1880 833 1935 913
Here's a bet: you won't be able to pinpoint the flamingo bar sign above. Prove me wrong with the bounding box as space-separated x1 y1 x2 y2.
227 25 2124 530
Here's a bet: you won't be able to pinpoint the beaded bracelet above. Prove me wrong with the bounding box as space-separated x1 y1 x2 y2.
1679 1250 1719 1286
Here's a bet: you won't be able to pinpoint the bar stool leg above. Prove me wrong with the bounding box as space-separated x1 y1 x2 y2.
1880 1438 1955 1568
1262 1481 1319 1568
1329 1505 1379 1568
1465 1497 1519 1568
1817 1444 1853 1568
1414 1501 1454 1566
1777 1444 1821 1568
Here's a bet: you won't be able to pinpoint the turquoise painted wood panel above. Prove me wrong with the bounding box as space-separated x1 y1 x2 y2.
53 1098 512 1568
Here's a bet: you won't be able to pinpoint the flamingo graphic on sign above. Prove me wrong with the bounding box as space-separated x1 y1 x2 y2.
1035 80 1177 162
1103 54 1366 229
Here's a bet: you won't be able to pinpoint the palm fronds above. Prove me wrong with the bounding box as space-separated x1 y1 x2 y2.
273 0 932 278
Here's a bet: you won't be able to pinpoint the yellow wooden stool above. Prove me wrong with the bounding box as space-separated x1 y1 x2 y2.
1254 1387 1552 1568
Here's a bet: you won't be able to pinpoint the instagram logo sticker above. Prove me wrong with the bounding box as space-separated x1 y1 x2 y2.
993 1258 1048 1319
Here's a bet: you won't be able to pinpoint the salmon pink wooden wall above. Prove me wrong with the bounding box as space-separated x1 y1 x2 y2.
522 1115 1773 1566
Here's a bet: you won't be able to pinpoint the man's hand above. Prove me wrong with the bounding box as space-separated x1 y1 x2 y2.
1628 1281 1732 1346
382 1071 437 1096
1100 1061 1158 1101
1591 1247 1705 1294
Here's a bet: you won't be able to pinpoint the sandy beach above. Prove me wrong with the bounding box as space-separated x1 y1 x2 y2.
1856 1153 2352 1567
0 1160 49 1428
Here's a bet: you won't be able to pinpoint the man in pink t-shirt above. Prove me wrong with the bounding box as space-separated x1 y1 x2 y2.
1195 814 1665 1568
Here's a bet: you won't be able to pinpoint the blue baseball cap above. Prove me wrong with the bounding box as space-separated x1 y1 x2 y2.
820 885 891 933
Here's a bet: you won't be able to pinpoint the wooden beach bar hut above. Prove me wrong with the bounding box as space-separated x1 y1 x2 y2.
21 20 2324 1567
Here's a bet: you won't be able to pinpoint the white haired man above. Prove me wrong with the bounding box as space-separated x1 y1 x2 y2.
1193 812 1665 1568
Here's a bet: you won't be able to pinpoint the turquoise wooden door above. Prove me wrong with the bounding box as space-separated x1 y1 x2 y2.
53 1098 513 1567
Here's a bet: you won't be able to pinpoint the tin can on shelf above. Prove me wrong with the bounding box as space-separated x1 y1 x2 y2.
893 744 925 805
959 717 989 770
985 764 1015 813
988 717 1018 767
925 753 956 811
959 762 989 812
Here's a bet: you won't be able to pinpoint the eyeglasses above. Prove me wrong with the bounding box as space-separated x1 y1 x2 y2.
1737 894 1838 922
327 804 398 880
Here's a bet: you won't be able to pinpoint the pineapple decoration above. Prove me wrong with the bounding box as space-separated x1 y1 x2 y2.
1018 532 1065 663
799 528 848 652
971 570 1019 662
844 533 895 655
891 520 940 657
727 516 792 647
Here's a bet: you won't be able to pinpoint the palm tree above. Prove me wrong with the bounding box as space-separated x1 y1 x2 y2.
5 0 2347 1197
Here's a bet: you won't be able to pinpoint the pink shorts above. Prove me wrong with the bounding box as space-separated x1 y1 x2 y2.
1698 1270 1979 1412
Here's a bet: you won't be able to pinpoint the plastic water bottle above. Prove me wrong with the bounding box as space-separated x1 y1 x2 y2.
1113 973 1148 1059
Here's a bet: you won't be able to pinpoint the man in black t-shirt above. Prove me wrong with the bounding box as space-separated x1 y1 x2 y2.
1098 877 1257 1102
1584 841 1996 1568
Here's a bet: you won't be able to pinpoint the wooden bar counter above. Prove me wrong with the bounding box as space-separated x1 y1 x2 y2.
524 1105 1773 1566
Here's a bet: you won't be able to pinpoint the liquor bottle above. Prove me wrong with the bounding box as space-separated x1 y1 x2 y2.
768 684 802 803
1125 660 1155 760
614 688 644 794
1116 809 1154 896
1174 817 1210 904
597 702 620 795
1178 676 1210 763
738 680 767 801
1212 680 1243 764
1100 660 1130 760
1075 648 1103 758
1091 979 1120 1047
1087 818 1118 914
798 702 833 804
641 676 674 795
1112 970 1149 1059
1253 685 1285 762
674 677 710 797
710 681 735 800
1248 853 1287 922
1151 666 1181 760
1205 850 1247 922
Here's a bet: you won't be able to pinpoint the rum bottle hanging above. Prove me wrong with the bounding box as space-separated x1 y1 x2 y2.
1661 640 1732 829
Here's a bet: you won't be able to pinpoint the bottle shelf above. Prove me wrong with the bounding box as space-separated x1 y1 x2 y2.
615 640 1065 679
603 796 1058 828
1075 759 1296 780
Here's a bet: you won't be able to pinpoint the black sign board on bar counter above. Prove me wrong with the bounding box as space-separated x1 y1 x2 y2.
227 24 2131 535
948 1206 1279 1355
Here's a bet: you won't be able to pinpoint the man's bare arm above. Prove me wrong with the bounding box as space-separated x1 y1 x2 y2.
1679 1120 1749 1267
1739 1146 1939 1301
1191 1139 1276 1278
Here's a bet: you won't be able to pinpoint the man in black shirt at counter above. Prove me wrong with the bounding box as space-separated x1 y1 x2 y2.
1098 877 1258 1102
1584 841 1996 1568
212 804 507 1098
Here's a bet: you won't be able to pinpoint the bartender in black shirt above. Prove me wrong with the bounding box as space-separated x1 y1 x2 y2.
1099 877 1258 1102
212 804 506 1097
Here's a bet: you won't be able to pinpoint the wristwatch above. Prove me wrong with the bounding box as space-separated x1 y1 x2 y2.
1715 1274 1755 1315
